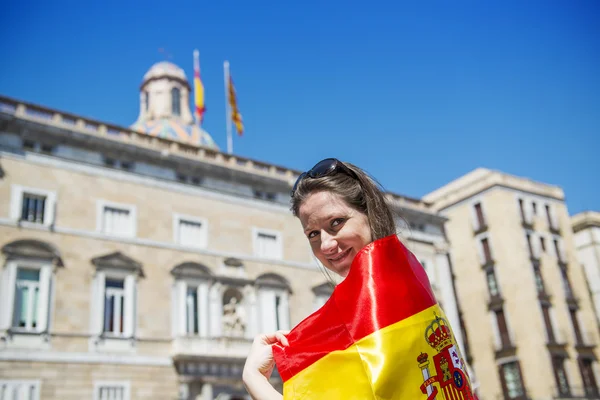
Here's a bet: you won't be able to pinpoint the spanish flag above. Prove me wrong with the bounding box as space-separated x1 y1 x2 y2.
193 50 206 123
273 235 476 400
228 75 244 136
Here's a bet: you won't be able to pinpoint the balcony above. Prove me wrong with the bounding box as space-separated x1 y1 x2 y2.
473 221 488 235
575 332 597 353
488 295 505 311
566 293 580 310
494 338 517 359
538 290 552 305
481 258 496 270
553 385 600 399
521 215 534 230
172 335 252 359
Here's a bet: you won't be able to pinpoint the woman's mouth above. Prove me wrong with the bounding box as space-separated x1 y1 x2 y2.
328 248 352 264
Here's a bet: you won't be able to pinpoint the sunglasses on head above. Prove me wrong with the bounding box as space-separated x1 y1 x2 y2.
291 158 359 197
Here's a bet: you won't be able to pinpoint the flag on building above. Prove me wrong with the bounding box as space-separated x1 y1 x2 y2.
273 235 476 400
193 50 206 124
227 76 243 136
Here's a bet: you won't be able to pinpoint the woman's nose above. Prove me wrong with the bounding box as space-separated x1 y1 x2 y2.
320 231 338 254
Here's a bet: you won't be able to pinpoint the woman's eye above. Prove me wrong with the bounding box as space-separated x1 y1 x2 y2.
308 231 319 239
331 218 345 227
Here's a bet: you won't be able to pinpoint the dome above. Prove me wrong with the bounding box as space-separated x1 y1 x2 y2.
142 61 188 85
131 118 218 148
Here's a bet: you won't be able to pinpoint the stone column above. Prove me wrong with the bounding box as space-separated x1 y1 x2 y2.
178 382 190 400
199 383 213 400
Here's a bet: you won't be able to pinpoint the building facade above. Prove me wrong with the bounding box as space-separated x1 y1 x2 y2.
572 211 600 333
0 61 464 400
424 168 600 400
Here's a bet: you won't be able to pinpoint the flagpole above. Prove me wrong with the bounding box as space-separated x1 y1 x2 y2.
224 60 233 155
194 49 201 125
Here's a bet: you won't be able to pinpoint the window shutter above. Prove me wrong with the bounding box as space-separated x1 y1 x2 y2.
0 263 17 330
197 283 209 338
476 239 485 265
91 272 105 336
259 290 277 333
490 311 501 350
123 275 136 338
176 281 187 336
208 284 222 337
36 265 52 333
170 284 177 337
278 292 290 331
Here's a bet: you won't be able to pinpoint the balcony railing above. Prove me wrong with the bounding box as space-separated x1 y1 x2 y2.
553 385 600 399
172 335 253 359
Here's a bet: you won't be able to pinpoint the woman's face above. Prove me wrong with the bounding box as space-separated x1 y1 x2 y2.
298 191 372 278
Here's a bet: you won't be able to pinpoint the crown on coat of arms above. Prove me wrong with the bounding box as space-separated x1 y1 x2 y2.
425 314 453 352
417 352 429 364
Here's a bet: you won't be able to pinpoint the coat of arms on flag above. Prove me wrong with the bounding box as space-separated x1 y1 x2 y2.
273 234 476 399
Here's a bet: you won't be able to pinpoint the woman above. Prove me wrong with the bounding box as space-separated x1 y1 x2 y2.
243 158 474 399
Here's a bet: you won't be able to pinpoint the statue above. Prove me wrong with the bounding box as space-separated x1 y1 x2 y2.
222 297 246 337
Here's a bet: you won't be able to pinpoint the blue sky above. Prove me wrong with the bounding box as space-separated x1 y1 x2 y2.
1 1 598 214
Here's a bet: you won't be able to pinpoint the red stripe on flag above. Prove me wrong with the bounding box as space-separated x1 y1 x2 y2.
274 235 437 381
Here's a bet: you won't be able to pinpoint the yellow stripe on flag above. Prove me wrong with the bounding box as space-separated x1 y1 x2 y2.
283 304 467 399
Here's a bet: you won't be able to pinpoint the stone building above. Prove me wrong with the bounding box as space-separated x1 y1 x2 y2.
0 61 463 399
424 168 600 400
572 211 600 333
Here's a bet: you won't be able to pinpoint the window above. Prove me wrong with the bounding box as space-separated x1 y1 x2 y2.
500 361 526 399
526 234 535 258
254 229 282 260
570 309 584 345
171 87 181 116
94 381 130 400
23 140 36 151
90 252 142 344
97 201 136 238
0 380 41 400
518 199 526 222
257 274 290 333
554 239 566 263
474 202 486 229
170 262 211 338
0 240 60 340
13 269 40 331
186 287 199 334
541 305 556 343
254 190 277 201
144 91 149 111
580 358 599 398
552 357 570 396
480 237 492 264
540 237 546 252
546 204 559 231
533 266 545 294
10 185 56 227
174 215 208 249
486 269 500 297
532 201 538 216
103 279 125 336
103 157 116 167
495 309 511 348
561 268 574 298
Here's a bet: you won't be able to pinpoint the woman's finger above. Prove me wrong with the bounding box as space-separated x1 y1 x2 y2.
275 331 289 347
259 330 291 345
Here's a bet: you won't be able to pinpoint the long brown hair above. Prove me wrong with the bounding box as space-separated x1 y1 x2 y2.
291 161 396 241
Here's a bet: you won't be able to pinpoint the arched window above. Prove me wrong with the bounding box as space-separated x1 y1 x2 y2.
144 91 150 112
171 87 181 116
0 239 63 338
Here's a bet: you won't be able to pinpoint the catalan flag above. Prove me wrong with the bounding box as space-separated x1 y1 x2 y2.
193 50 206 124
228 75 243 136
273 235 476 400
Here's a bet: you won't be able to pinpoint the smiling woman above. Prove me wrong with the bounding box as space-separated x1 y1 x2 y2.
242 158 476 400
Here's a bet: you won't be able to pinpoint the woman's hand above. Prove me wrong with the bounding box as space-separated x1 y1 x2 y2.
243 330 290 400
